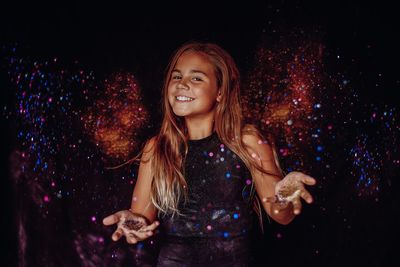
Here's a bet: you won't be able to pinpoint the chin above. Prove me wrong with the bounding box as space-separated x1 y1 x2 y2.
171 109 187 117
173 113 186 117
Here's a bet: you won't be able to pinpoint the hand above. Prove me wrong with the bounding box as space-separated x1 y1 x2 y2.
103 210 160 244
265 171 316 215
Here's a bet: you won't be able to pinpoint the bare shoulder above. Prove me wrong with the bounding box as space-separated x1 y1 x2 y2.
241 124 282 177
145 135 157 149
241 123 264 147
141 135 157 162
241 124 275 161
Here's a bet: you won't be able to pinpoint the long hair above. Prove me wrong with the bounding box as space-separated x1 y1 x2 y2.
130 42 283 233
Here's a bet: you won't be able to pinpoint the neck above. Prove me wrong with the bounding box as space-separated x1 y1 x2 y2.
184 113 215 140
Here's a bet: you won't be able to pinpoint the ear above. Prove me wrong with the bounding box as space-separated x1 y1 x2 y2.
216 90 222 103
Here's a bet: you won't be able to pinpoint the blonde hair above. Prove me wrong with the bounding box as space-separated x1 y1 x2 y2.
129 42 283 233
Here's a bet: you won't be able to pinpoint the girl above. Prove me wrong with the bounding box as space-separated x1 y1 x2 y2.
103 42 316 266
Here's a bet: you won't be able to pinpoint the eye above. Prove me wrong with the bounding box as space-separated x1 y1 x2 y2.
192 77 203 82
172 74 182 80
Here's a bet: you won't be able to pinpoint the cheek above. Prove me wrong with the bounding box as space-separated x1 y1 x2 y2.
167 85 174 97
197 87 217 99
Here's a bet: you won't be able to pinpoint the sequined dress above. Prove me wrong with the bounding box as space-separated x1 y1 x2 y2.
157 131 255 266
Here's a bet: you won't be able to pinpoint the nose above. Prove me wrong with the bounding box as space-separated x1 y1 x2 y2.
177 78 189 90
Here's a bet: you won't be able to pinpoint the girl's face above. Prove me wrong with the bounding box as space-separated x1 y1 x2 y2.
167 51 221 118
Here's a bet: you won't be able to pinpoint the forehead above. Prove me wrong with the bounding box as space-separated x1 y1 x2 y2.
174 51 214 73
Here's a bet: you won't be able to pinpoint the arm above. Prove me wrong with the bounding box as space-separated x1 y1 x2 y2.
242 132 295 225
242 126 316 225
103 136 160 243
130 136 158 223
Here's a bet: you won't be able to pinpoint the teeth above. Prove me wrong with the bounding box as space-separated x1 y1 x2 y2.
176 96 194 101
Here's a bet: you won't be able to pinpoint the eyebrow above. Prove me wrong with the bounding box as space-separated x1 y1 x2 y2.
172 69 208 77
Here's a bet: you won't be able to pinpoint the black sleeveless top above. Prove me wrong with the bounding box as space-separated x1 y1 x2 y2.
159 131 255 238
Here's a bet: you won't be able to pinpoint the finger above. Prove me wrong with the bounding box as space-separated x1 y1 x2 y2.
112 228 124 241
126 233 138 244
126 237 137 244
300 190 313 204
292 199 302 215
272 202 289 214
300 175 316 186
128 230 149 241
103 214 120 226
141 221 160 232
262 196 277 203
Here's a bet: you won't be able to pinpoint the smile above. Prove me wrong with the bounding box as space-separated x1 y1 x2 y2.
175 96 195 102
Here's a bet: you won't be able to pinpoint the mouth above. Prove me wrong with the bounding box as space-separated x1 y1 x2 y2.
175 95 195 102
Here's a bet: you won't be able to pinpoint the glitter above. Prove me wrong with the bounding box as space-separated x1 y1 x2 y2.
83 73 149 159
43 195 50 202
314 103 321 108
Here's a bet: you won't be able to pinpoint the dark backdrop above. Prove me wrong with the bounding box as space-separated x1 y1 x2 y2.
1 1 399 266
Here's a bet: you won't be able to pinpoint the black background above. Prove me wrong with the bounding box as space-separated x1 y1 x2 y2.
1 0 399 266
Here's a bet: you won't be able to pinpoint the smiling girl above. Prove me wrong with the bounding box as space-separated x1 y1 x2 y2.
103 42 316 266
